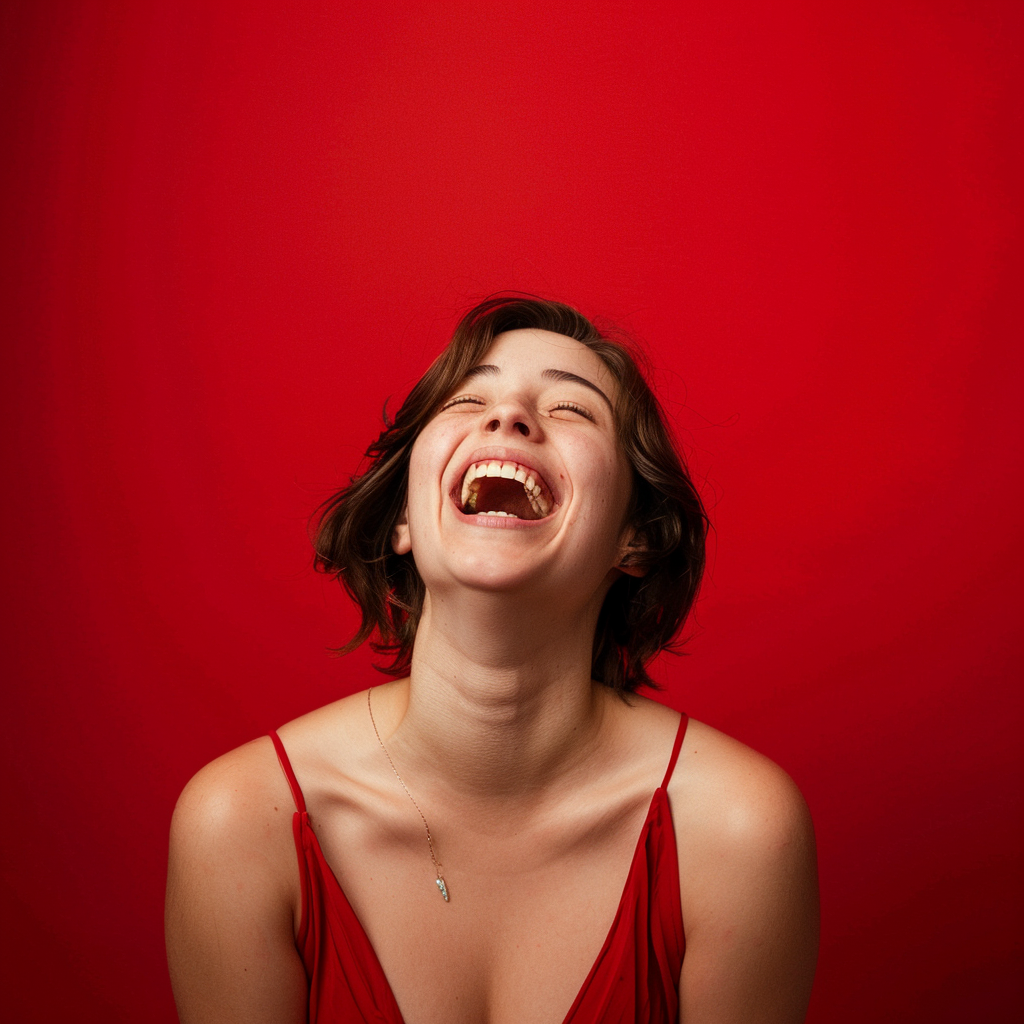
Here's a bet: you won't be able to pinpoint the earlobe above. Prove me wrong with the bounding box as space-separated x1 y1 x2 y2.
392 507 411 555
615 529 648 578
616 558 647 578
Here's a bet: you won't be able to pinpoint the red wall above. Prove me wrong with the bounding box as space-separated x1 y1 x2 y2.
2 2 1020 1019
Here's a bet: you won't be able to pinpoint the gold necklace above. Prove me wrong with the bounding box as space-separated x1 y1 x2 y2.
367 688 450 902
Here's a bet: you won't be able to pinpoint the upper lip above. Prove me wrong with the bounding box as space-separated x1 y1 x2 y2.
447 445 561 510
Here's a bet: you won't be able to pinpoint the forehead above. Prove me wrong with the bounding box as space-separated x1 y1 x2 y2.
479 329 618 397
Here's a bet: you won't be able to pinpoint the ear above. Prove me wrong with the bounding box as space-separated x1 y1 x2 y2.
391 505 411 555
614 527 648 578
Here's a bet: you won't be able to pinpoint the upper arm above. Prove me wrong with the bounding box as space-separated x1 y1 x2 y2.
674 727 820 1024
165 739 308 1024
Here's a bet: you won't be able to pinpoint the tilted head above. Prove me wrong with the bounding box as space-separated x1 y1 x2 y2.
313 295 708 692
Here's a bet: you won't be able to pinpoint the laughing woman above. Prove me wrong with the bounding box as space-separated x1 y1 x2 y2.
165 297 819 1024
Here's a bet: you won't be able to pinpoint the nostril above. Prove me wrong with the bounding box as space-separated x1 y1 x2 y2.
487 416 531 436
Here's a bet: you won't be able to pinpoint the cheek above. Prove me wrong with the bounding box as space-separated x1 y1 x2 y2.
597 448 636 536
572 444 633 534
404 423 457 519
581 432 630 496
404 449 433 526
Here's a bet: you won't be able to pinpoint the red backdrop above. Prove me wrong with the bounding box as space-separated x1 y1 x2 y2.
2 1 1021 1020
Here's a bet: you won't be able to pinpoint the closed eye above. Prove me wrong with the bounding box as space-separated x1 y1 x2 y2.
552 401 596 422
440 394 485 411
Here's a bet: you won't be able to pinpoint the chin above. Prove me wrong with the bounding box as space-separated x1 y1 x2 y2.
455 566 542 595
426 552 547 596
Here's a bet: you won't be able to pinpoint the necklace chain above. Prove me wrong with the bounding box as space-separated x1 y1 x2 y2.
367 688 450 902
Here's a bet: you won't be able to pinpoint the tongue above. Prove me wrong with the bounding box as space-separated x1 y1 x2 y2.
468 477 541 519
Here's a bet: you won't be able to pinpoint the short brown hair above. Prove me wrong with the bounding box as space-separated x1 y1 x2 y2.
313 296 708 692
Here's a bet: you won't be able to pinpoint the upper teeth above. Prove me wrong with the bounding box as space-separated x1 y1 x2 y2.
460 460 551 517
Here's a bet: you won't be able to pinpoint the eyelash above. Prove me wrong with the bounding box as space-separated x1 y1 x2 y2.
553 402 595 422
439 395 484 410
439 395 595 423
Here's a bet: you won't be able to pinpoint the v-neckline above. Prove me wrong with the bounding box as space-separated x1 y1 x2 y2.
271 712 687 1023
296 783 671 1024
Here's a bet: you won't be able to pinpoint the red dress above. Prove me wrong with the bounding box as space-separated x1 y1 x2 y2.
270 713 687 1023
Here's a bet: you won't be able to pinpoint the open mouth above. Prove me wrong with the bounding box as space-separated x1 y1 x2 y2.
458 460 554 520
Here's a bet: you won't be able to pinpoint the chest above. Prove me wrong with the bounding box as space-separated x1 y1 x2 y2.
300 790 680 1024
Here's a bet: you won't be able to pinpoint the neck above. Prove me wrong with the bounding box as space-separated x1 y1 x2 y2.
378 585 614 802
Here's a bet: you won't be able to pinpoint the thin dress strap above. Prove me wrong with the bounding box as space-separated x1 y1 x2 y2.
660 713 689 789
269 730 307 814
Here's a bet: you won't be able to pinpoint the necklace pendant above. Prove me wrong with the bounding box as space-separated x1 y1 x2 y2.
436 876 450 902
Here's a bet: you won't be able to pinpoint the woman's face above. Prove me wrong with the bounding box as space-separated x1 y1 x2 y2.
393 329 640 603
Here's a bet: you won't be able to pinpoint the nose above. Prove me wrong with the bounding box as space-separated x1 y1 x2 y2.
485 398 538 438
487 411 532 436
487 414 530 437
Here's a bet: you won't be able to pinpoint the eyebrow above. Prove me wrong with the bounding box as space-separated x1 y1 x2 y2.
463 364 614 412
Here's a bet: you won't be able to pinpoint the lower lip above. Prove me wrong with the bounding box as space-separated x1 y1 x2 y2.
452 504 555 529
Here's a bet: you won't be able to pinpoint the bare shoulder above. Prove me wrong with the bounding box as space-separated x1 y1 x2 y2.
171 736 296 866
274 686 379 771
167 733 318 1022
672 718 814 855
168 683 372 869
670 719 819 1024
167 736 301 955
